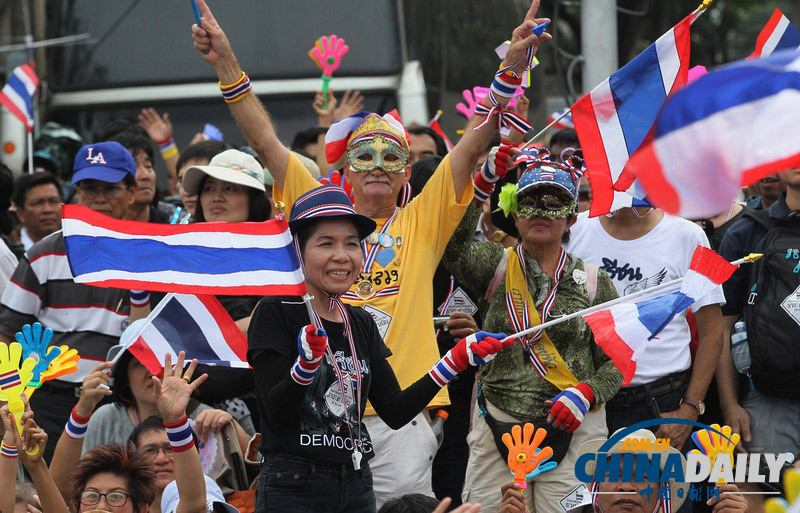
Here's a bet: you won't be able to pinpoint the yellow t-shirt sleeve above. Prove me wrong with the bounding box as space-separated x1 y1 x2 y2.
272 152 323 216
404 154 473 258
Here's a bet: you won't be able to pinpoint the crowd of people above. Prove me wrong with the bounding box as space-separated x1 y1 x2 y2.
0 0 798 512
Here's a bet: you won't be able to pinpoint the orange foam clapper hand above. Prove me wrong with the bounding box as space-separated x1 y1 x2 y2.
39 346 80 383
501 423 557 489
0 342 39 455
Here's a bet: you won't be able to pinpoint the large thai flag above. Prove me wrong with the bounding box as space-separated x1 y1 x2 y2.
0 64 38 132
62 204 307 296
584 246 735 385
572 14 692 217
122 293 249 375
750 8 800 60
626 49 800 219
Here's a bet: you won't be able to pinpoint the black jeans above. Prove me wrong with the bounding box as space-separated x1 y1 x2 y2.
256 453 376 513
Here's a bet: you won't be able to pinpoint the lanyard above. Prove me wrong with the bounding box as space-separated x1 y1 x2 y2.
309 296 363 467
361 208 399 274
506 244 568 345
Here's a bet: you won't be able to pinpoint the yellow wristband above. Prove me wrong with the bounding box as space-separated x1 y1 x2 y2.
160 146 179 160
224 90 251 104
219 70 247 90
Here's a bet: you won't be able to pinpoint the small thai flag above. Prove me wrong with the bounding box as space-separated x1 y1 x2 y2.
0 370 22 390
0 64 38 132
750 8 800 60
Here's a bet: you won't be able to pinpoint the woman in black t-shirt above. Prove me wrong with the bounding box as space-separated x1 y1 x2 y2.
247 185 510 513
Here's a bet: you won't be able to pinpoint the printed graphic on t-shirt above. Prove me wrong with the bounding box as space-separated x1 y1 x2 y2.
363 304 392 340
622 268 668 295
444 287 478 316
299 352 372 454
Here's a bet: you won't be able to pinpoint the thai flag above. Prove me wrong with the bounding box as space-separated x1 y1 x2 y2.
0 64 38 132
572 14 692 217
121 293 249 376
750 9 800 60
0 369 22 390
62 204 307 296
626 49 800 219
584 246 735 385
546 108 574 130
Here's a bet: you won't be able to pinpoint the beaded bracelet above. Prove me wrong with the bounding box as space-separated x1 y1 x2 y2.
219 71 252 104
0 441 17 458
130 290 151 308
157 137 179 161
164 417 195 452
65 407 92 439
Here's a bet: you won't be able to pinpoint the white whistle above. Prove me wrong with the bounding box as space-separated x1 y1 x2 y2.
351 450 362 471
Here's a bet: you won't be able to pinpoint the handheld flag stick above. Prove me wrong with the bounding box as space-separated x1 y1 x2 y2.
274 200 316 327
502 253 761 344
26 131 33 174
520 109 571 150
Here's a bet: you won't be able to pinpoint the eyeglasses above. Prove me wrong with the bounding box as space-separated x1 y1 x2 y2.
79 491 130 507
77 184 129 199
139 443 172 458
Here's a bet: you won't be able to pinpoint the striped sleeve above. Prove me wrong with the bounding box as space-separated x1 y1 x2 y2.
0 256 43 336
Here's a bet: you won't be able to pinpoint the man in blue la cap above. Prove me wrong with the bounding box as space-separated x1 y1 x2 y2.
0 141 136 462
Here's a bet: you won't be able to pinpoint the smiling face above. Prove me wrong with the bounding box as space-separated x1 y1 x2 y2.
199 176 250 223
300 218 363 295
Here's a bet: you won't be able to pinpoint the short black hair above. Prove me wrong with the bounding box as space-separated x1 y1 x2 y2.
377 494 440 513
549 128 579 149
128 415 200 449
100 119 149 142
192 175 271 222
176 140 232 175
0 163 14 235
290 127 327 153
12 172 60 209
408 126 447 157
109 131 154 164
109 351 136 406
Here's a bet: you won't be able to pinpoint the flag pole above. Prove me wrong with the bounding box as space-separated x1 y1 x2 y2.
26 131 34 174
275 199 319 327
520 108 571 150
501 252 761 343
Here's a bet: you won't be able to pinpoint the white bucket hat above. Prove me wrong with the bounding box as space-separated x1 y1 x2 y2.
182 149 265 195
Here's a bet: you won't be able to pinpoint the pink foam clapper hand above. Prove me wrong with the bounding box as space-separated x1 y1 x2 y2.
308 35 350 109
494 41 539 88
0 342 39 455
456 87 524 119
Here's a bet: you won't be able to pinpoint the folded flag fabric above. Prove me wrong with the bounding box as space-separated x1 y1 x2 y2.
750 8 800 60
123 293 249 375
0 64 38 132
572 14 692 217
584 245 735 385
626 49 800 219
62 204 307 296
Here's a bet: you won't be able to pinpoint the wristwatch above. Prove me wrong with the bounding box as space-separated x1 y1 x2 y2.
680 397 706 415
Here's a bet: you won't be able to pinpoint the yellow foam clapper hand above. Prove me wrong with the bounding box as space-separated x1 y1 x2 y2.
764 468 800 513
501 423 557 489
0 342 39 455
690 424 740 484
39 345 80 383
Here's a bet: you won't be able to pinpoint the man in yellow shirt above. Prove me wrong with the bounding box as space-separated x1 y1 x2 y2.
191 0 551 504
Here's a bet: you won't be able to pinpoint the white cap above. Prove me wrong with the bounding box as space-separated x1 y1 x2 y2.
161 475 239 513
182 149 266 195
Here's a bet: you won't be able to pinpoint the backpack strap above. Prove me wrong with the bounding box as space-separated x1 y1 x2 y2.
485 248 510 302
585 263 599 306
742 208 776 231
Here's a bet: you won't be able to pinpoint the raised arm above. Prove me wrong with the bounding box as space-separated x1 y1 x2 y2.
447 0 551 193
16 409 69 513
191 0 290 190
0 405 17 513
153 352 208 513
50 361 113 502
